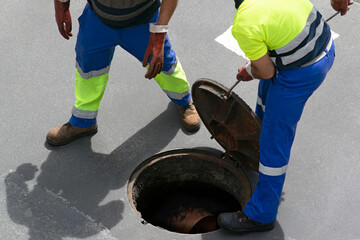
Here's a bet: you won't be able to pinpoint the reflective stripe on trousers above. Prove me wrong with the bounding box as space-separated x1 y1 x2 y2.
244 41 335 223
69 4 190 127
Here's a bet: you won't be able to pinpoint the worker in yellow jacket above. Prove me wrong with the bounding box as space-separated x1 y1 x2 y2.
218 0 335 233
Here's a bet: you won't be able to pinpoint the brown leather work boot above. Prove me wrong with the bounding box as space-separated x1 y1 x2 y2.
46 122 98 146
176 99 201 132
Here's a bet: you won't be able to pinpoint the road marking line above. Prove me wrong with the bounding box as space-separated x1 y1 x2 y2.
215 25 247 59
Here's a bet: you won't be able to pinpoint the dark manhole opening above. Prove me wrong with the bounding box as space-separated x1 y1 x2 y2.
138 180 241 234
128 149 253 235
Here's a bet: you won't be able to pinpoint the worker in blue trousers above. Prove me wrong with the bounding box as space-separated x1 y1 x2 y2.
217 0 335 232
47 0 200 146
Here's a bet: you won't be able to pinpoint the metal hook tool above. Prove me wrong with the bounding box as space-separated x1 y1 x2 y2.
326 0 359 22
325 11 341 22
225 78 242 99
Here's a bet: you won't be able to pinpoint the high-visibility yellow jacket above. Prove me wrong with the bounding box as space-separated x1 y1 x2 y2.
232 0 331 69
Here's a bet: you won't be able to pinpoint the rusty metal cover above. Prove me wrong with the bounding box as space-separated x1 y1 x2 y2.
192 78 261 171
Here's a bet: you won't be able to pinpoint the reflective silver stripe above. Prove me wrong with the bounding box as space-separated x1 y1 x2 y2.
274 7 317 55
163 59 178 75
76 62 110 80
281 19 324 65
163 89 190 100
257 96 266 112
301 32 333 67
270 56 276 64
259 163 288 176
91 0 155 22
72 106 98 119
97 0 148 9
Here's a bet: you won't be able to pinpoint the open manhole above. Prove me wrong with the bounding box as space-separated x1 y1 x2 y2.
127 149 253 234
128 78 261 234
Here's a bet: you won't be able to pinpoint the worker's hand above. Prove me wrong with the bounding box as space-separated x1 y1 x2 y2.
331 0 353 15
54 0 72 40
142 23 168 79
237 63 254 82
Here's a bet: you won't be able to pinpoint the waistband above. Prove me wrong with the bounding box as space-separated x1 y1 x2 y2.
301 32 333 67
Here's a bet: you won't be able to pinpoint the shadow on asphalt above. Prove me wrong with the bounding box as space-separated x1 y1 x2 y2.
4 103 180 240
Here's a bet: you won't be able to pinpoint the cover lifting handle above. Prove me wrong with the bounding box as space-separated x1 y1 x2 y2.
225 78 242 99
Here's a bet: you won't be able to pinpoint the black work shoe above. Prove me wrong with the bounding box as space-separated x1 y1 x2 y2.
217 211 275 233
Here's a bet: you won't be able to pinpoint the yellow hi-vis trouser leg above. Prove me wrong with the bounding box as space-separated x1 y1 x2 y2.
71 59 190 126
72 68 109 120
152 60 190 106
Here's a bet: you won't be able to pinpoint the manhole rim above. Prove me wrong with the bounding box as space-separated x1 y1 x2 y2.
127 148 253 234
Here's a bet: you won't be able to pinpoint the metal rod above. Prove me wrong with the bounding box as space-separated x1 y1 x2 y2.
226 78 242 97
326 1 359 22
326 11 341 22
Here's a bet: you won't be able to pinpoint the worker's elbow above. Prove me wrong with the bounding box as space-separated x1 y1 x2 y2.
262 70 275 79
253 69 275 80
251 62 275 79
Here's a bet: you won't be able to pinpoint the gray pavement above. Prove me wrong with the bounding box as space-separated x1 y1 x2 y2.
1 0 360 239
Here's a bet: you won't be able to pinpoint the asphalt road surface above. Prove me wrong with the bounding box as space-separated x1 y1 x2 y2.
1 0 359 239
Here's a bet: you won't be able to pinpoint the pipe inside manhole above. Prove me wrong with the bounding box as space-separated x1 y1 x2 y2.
127 149 253 234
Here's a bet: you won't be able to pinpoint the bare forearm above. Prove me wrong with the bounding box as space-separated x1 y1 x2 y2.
250 54 275 79
251 63 275 79
157 0 178 25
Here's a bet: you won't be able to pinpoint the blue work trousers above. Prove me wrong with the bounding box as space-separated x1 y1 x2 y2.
69 4 190 127
244 41 335 223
